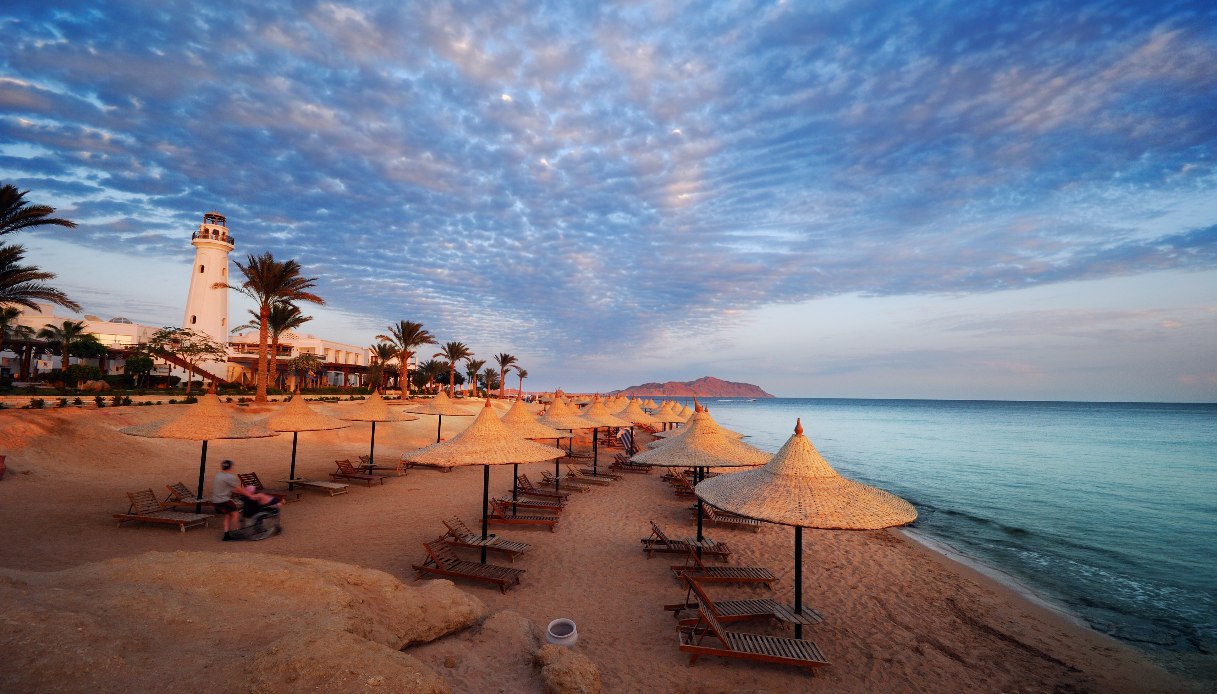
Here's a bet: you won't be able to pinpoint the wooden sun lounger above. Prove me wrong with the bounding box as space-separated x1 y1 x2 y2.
488 498 559 532
412 538 525 593
162 481 218 511
404 457 452 473
677 597 829 672
331 459 388 486
576 466 623 481
237 472 303 503
540 471 594 492
115 489 210 532
610 454 652 474
667 576 822 626
671 547 777 587
703 505 764 532
641 521 730 560
494 496 564 514
280 478 349 496
514 474 571 500
357 454 408 476
442 518 531 562
565 465 615 485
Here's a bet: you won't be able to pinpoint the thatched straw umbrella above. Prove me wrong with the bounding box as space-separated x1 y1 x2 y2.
617 397 661 429
579 395 631 476
536 397 595 493
266 396 350 489
500 398 571 499
650 409 745 445
631 406 770 544
404 389 476 443
606 395 629 414
652 400 685 431
338 392 419 468
121 393 279 512
402 400 566 562
696 418 917 638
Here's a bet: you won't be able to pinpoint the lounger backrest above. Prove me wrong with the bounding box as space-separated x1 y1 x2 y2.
443 517 474 538
685 546 708 570
694 598 730 646
517 474 535 491
423 538 461 567
686 578 721 618
650 521 672 545
167 482 194 501
128 489 163 515
334 459 358 474
237 472 263 490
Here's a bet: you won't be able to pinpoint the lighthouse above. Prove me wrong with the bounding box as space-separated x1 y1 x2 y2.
181 212 234 366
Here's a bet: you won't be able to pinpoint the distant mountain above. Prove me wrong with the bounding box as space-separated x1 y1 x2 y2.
613 376 774 399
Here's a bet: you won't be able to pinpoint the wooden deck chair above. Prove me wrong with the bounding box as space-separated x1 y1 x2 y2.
162 482 217 511
442 518 531 562
671 547 777 587
540 470 594 492
703 505 764 532
670 473 698 498
279 477 349 496
488 498 559 532
358 454 408 476
114 489 210 532
667 576 822 626
677 596 829 672
514 474 571 500
610 453 653 474
237 472 303 502
641 521 731 560
493 496 564 514
564 465 615 485
412 537 525 593
330 459 388 486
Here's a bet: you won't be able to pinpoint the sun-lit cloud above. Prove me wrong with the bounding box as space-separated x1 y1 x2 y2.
0 1 1213 398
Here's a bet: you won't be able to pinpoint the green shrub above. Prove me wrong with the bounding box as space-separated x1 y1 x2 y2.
122 396 132 406
28 398 45 409
94 395 105 408
65 364 103 384
73 397 83 405
110 394 123 407
58 397 68 408
168 399 177 404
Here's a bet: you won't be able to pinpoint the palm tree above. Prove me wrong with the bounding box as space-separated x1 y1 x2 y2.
36 320 87 371
233 303 312 390
370 342 397 392
435 341 472 395
0 244 81 312
218 253 324 402
465 358 486 397
494 353 517 399
482 367 501 394
415 359 445 392
376 320 435 395
0 184 78 237
0 306 19 353
515 367 528 398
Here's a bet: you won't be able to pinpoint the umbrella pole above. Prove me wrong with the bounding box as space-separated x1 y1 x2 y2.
436 415 443 443
795 526 804 640
592 427 599 476
554 445 560 496
195 440 209 515
512 463 519 515
481 465 490 564
288 432 299 490
696 467 705 547
369 421 377 466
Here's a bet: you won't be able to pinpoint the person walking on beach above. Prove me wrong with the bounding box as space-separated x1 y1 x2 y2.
212 459 248 541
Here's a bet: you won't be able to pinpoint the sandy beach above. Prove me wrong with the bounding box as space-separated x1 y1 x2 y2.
0 398 1202 693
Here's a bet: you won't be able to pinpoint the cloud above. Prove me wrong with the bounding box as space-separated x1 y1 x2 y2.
0 0 1213 369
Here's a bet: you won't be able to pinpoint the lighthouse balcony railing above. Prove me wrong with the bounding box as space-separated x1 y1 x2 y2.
192 231 235 245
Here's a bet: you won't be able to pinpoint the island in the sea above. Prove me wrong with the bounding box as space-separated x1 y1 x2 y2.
613 376 774 399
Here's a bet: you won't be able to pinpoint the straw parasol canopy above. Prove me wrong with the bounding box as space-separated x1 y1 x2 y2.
402 389 476 443
121 393 280 511
616 397 661 427
678 403 694 421
695 418 917 637
651 400 685 427
643 398 659 410
536 396 593 431
339 392 419 466
579 395 631 475
501 398 570 441
402 400 566 561
650 411 745 444
266 396 350 487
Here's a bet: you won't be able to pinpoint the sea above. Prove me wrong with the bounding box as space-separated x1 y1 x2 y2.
667 397 1217 680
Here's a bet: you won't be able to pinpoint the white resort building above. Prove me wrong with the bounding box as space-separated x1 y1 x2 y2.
1 212 375 390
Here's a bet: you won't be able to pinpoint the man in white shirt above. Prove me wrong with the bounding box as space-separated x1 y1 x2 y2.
211 459 248 541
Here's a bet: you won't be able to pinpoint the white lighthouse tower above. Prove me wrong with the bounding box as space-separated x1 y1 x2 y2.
181 212 234 376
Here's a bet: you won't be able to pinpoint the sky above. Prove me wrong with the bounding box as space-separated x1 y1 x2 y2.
1 1 1215 401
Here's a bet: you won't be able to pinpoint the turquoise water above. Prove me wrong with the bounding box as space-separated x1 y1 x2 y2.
670 398 1217 678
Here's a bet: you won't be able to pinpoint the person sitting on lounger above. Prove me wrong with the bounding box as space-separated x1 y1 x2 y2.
240 485 282 516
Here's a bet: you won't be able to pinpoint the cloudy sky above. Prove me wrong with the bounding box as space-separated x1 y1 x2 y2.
2 1 1215 401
